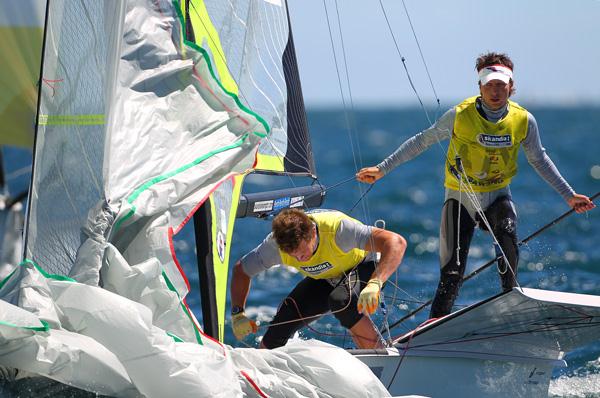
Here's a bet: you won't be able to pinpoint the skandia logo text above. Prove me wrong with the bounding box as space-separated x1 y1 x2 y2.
301 262 333 275
477 133 512 148
273 196 291 211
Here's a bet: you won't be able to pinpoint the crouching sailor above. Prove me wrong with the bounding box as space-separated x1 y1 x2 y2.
229 208 407 349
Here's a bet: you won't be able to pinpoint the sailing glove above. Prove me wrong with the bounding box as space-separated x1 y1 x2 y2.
357 278 382 315
232 312 258 340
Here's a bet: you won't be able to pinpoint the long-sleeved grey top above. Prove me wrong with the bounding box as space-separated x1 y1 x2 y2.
376 99 575 201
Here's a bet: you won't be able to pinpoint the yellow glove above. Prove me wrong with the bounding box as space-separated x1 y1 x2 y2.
357 279 382 315
232 312 258 340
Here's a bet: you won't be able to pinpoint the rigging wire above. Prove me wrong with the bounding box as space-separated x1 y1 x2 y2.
322 0 394 343
377 0 526 329
400 0 441 120
331 0 374 225
253 270 386 349
377 0 435 126
321 0 373 225
384 190 600 333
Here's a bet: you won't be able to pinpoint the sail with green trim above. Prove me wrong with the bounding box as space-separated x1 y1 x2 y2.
1 0 265 394
180 0 316 177
0 1 386 396
179 0 321 342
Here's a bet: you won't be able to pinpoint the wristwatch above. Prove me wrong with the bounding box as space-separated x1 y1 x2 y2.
231 305 244 315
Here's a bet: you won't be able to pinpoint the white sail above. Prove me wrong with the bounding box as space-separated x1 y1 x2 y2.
0 1 390 396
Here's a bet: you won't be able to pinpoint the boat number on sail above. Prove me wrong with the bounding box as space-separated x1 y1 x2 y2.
216 231 226 262
253 200 273 213
301 262 333 276
477 133 512 147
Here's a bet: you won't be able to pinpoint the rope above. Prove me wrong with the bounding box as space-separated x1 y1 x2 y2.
254 268 384 348
384 190 599 333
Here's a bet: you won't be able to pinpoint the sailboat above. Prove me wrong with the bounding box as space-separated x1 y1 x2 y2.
0 0 598 397
0 0 391 397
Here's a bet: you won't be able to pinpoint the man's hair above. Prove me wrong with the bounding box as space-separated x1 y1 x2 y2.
272 209 313 253
475 52 516 95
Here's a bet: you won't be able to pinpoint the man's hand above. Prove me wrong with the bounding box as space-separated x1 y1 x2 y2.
567 193 596 214
356 167 384 184
232 312 258 340
358 279 382 315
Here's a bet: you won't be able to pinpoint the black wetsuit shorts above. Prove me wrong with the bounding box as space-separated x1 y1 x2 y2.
261 260 376 349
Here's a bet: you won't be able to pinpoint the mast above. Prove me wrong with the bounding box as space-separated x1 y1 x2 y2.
22 0 50 257
193 203 219 338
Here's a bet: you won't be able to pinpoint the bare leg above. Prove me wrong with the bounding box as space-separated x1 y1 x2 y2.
349 316 384 349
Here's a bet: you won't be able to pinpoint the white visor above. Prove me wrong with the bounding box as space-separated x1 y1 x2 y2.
478 65 513 85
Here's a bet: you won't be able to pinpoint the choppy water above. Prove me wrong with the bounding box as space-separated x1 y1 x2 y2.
4 106 599 397
228 106 600 397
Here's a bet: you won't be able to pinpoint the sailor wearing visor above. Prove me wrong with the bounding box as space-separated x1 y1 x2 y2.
357 52 595 318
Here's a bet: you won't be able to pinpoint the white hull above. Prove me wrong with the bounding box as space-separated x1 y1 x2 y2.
356 347 560 397
354 288 600 397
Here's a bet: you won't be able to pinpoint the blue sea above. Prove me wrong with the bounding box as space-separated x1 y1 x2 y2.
4 106 600 397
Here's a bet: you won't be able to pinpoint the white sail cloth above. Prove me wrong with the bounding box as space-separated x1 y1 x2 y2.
0 0 391 396
0 260 390 397
0 201 23 280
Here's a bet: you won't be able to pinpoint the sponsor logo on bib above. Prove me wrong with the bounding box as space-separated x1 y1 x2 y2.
301 262 333 275
477 133 512 147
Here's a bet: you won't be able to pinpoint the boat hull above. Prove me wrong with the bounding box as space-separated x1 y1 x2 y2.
355 348 562 397
353 287 600 397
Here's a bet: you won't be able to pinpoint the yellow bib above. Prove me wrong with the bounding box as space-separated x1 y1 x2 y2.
444 96 529 192
279 211 368 279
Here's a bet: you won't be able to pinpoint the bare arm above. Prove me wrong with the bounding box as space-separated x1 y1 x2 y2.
231 234 282 309
363 228 407 283
230 261 252 309
356 227 407 315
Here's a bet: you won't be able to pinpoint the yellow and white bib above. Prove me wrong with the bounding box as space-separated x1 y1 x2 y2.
279 211 368 279
444 96 529 192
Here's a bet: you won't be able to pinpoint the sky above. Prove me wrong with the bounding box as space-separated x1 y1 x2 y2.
287 0 600 108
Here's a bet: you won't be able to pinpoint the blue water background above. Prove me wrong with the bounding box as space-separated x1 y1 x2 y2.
4 106 599 395
228 106 600 393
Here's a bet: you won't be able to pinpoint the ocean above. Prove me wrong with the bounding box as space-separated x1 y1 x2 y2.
4 106 599 397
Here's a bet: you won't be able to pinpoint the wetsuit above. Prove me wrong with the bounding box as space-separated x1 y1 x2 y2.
240 210 376 348
376 97 575 318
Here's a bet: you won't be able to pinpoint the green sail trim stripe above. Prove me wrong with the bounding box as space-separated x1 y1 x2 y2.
0 268 17 291
113 132 263 233
172 0 270 135
181 0 239 96
161 271 203 344
107 1 277 345
21 259 77 282
38 114 105 126
167 331 184 343
0 261 60 332
0 319 50 333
